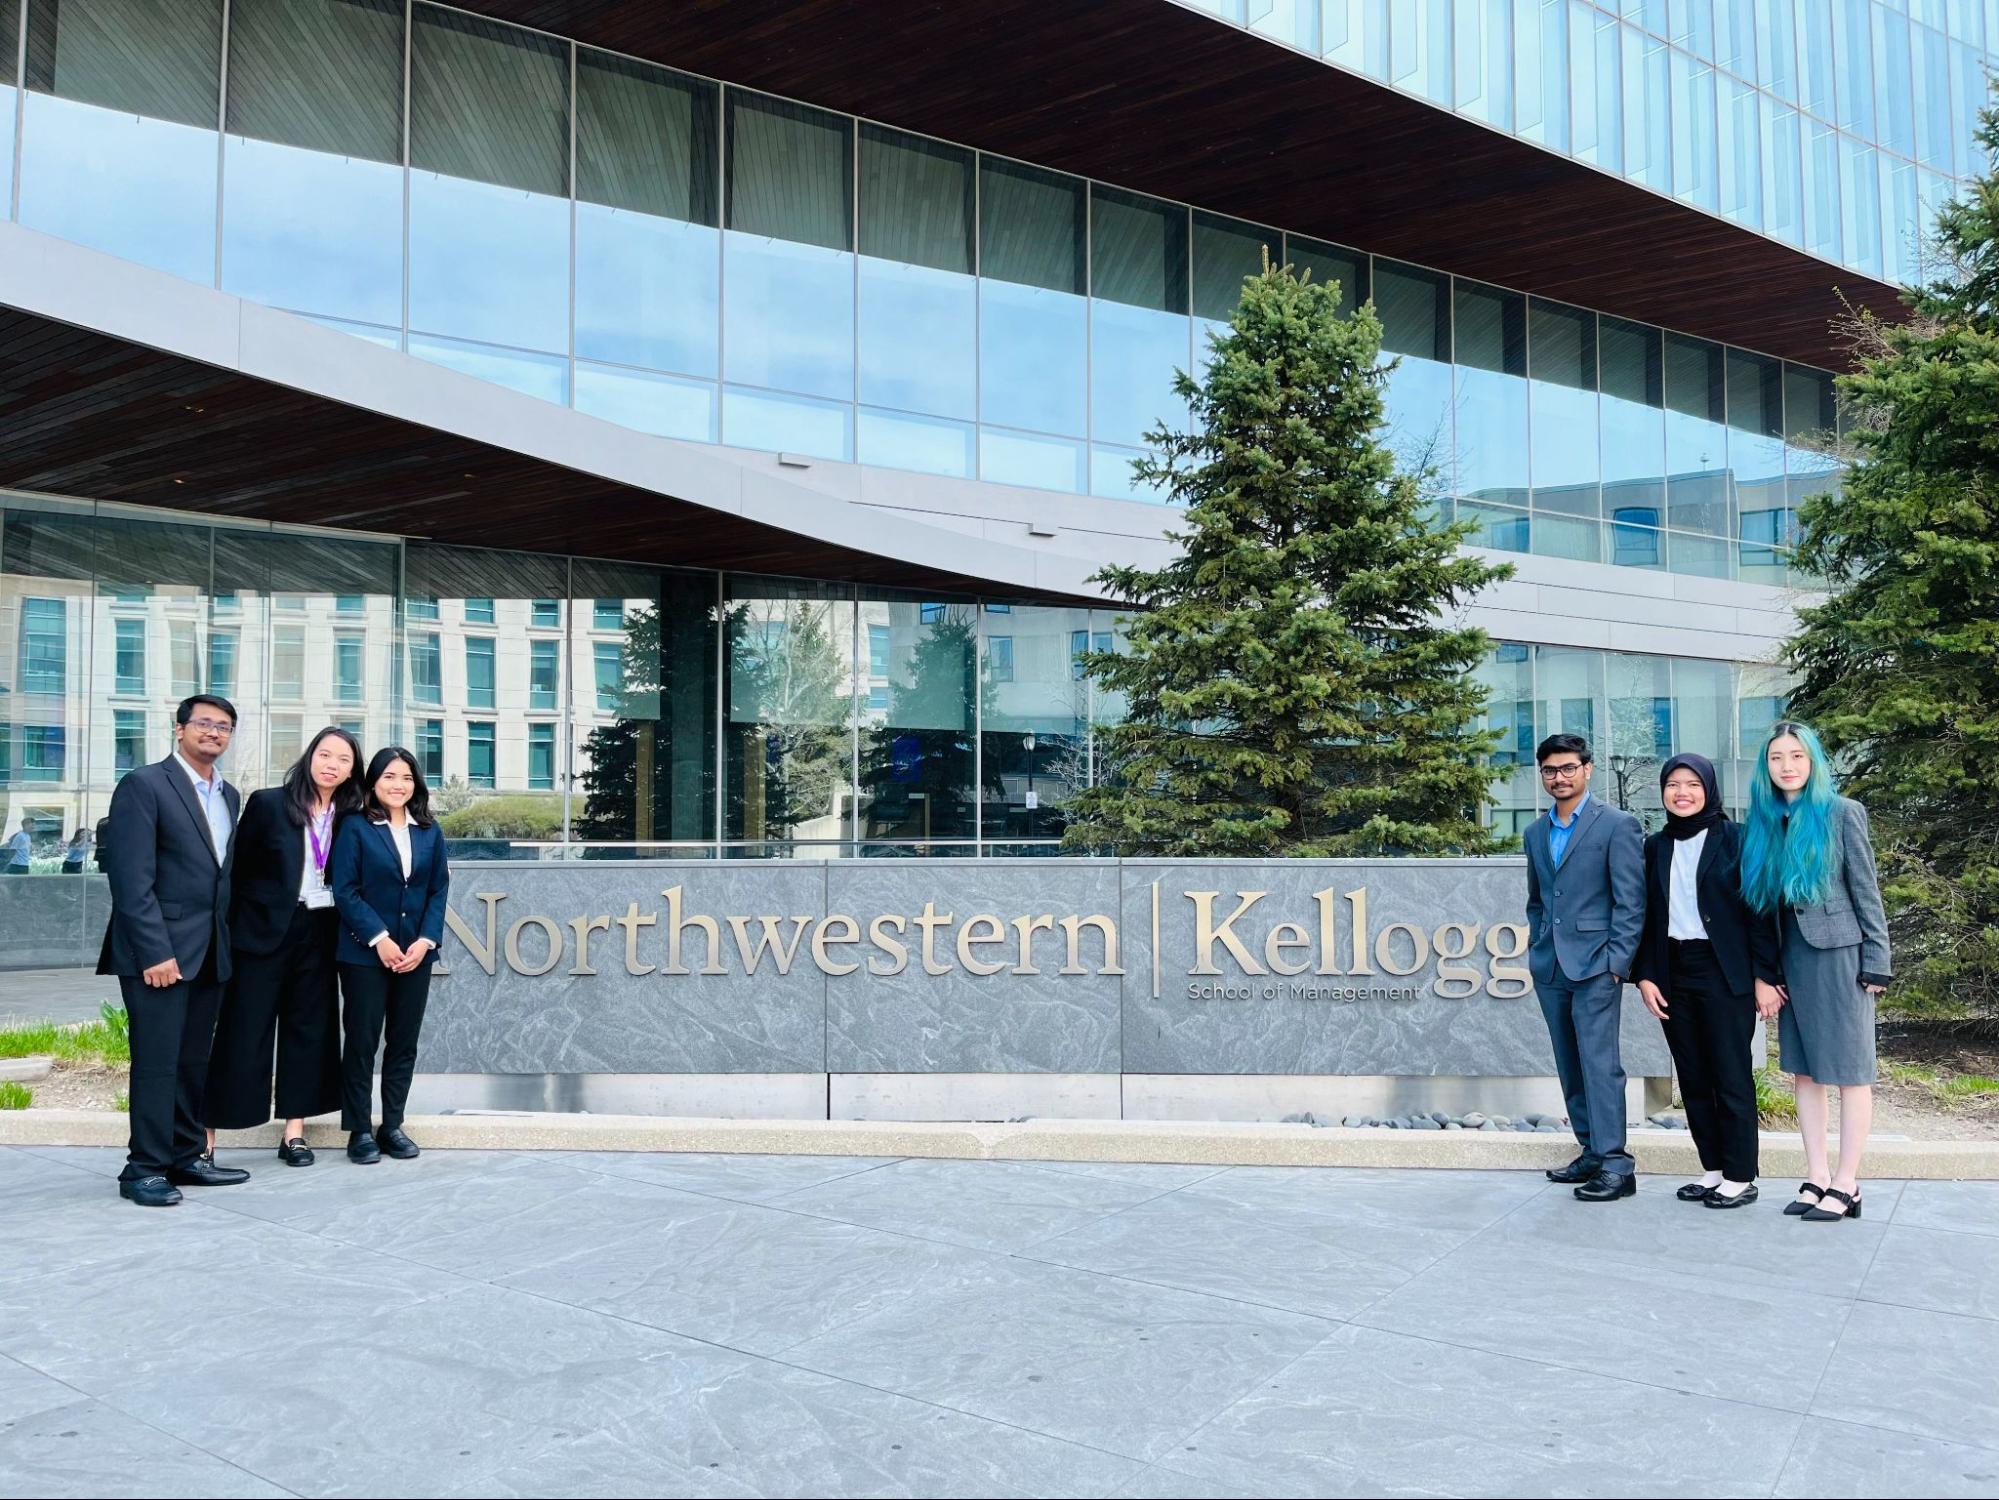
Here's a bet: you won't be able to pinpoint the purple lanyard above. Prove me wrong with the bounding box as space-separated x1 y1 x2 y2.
306 810 332 881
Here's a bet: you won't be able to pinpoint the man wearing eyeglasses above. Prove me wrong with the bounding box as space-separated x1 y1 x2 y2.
97 694 252 1206
1524 733 1646 1202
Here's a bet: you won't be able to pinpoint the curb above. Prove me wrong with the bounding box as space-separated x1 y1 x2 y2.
5 1108 1997 1178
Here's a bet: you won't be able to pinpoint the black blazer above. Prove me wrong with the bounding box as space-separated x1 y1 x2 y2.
328 816 449 967
228 788 344 956
96 755 240 980
1629 819 1782 999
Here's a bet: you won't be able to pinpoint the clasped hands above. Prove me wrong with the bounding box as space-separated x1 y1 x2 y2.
373 936 435 974
1637 977 1790 1022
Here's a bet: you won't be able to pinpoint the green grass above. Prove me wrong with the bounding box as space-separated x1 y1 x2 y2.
113 1091 128 1113
0 1002 130 1066
1754 1066 1798 1124
0 1081 32 1110
1885 1063 1999 1108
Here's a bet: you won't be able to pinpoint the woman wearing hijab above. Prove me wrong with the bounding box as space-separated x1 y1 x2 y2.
1741 720 1892 1223
1631 753 1784 1208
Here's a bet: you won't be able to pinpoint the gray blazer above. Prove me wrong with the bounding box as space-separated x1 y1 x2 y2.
1524 796 1647 988
1790 796 1892 979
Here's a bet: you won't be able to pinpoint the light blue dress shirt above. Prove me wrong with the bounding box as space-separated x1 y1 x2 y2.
1547 789 1591 869
173 752 233 864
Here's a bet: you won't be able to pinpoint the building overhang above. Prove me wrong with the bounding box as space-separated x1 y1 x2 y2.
0 225 1112 602
461 0 1901 370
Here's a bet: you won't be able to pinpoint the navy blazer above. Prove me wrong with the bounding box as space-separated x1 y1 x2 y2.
96 756 240 980
328 815 449 967
1628 819 1783 999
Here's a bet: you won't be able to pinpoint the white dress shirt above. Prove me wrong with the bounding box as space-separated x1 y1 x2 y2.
367 817 416 950
299 805 336 909
172 751 233 864
1667 829 1710 940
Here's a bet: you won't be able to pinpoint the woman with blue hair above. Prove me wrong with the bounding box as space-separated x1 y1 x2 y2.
1741 720 1892 1222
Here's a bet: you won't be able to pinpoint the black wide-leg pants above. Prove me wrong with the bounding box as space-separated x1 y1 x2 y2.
204 905 342 1130
337 961 431 1133
1663 938 1761 1183
118 951 223 1181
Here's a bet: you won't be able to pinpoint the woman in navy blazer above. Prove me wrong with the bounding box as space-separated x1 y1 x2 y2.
329 746 449 1165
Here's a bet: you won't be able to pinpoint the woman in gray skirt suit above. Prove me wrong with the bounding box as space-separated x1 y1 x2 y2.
1740 720 1891 1222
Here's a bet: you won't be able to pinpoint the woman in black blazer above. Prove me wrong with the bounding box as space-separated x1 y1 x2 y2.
204 727 362 1167
1630 752 1784 1208
329 746 449 1165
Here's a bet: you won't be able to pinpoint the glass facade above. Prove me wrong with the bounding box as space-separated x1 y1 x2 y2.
0 0 1864 564
1202 0 1995 284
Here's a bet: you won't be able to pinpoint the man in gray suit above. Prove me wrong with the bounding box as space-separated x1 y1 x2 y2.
1524 733 1647 1201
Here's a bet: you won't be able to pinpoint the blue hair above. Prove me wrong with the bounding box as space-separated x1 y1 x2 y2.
1740 719 1839 914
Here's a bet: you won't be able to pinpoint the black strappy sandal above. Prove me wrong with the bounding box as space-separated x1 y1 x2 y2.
1802 1186 1861 1221
1782 1181 1827 1217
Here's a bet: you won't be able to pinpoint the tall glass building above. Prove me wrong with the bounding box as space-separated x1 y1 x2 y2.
0 0 1965 960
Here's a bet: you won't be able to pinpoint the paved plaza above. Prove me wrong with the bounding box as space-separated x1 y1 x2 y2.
2 1146 1997 1498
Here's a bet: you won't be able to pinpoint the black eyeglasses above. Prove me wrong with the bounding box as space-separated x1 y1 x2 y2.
1538 762 1585 780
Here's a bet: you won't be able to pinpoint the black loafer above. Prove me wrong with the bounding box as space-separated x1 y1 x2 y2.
377 1127 420 1161
167 1154 251 1187
1546 1155 1603 1184
1677 1181 1716 1201
1704 1183 1760 1209
278 1137 315 1168
1574 1171 1638 1202
118 1175 182 1207
347 1131 381 1164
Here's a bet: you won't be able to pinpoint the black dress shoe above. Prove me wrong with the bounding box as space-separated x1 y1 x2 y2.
1783 1182 1829 1216
1677 1181 1718 1201
278 1137 315 1168
1802 1186 1862 1221
347 1131 381 1164
1546 1155 1603 1184
1704 1183 1759 1209
167 1155 251 1187
376 1127 420 1161
119 1175 182 1207
1573 1170 1638 1202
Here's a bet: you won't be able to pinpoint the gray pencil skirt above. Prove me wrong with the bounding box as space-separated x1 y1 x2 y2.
1777 909 1877 1086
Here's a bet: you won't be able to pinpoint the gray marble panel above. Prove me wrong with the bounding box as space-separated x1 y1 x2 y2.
1119 859 1670 1076
1773 1416 1999 1497
1860 1225 1999 1323
0 875 102 975
0 1354 83 1426
1812 1300 1999 1450
419 861 829 1074
825 862 1123 1073
0 1395 293 1499
1167 1322 1802 1499
553 1150 899 1203
1894 1180 1999 1238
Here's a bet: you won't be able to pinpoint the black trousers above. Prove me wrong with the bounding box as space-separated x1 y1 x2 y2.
118 951 224 1181
1663 938 1760 1182
338 960 431 1133
204 905 341 1130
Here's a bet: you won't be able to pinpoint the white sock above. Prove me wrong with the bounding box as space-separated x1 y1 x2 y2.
1699 1169 1723 1189
1715 1178 1751 1198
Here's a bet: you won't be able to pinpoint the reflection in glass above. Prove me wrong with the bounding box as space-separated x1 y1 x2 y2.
1801 118 1841 264
1571 5 1621 173
20 0 223 285
722 386 852 460
1664 333 1730 535
725 579 854 845
980 427 1087 493
1622 25 1671 193
1515 0 1571 152
574 51 719 379
1600 316 1666 536
1375 261 1453 489
858 596 977 842
979 160 1088 442
1533 645 1606 757
858 408 975 478
408 8 569 354
1716 75 1762 231
0 0 15 210
1528 300 1599 520
1452 282 1528 510
1674 656 1735 800
409 334 569 404
1840 136 1882 279
575 362 718 442
1455 0 1514 130
1284 235 1368 316
859 128 976 421
1475 642 1537 839
1607 650 1672 829
1761 103 1801 247
724 93 854 402
1090 444 1170 504
1669 48 1718 212
981 605 1092 840
221 0 403 329
1090 186 1190 460
1728 349 1788 581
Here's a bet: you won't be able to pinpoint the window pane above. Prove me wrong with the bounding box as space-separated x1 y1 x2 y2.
1191 211 1275 324
1717 75 1763 230
408 7 569 353
1623 27 1673 192
1529 300 1600 519
858 408 976 478
979 427 1087 492
1516 0 1572 152
858 128 975 421
1761 101 1802 246
1600 316 1666 531
1832 0 1874 136
1840 136 1882 278
1801 117 1840 262
1090 187 1191 459
408 334 569 404
858 595 976 842
1456 0 1515 129
21 0 223 284
726 578 854 846
1670 49 1719 211
1608 651 1673 826
1452 281 1529 511
1727 348 1787 575
979 160 1087 439
529 638 559 710
1375 260 1453 486
574 51 719 379
1664 332 1730 534
1871 5 1915 158
1284 235 1369 317
574 363 718 443
221 0 403 329
722 387 853 461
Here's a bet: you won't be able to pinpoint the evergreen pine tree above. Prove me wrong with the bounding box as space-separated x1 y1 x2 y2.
1061 257 1513 857
1785 109 1999 1021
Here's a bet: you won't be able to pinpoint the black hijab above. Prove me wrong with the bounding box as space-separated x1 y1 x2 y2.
1659 752 1726 841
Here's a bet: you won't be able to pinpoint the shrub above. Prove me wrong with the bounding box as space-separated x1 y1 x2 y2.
437 795 563 841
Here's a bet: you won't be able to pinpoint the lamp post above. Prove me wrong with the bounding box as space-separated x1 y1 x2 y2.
1022 732 1037 832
